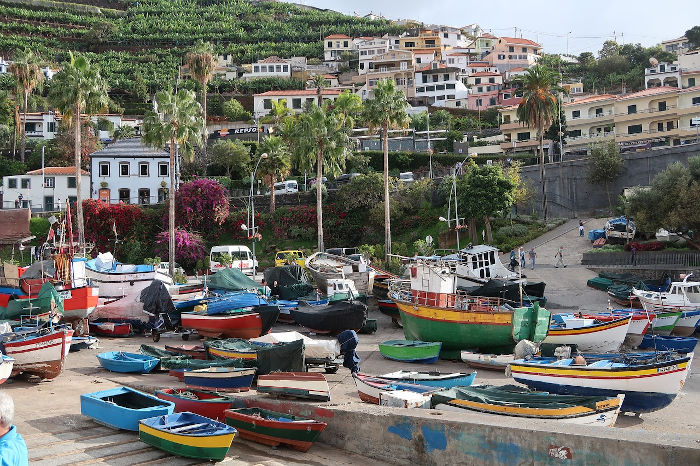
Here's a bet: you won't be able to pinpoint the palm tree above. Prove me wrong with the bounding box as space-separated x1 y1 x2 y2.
48 52 109 249
293 104 349 252
516 65 560 220
9 50 44 163
258 135 291 214
331 90 363 129
362 79 409 262
268 99 292 126
185 41 217 159
142 89 203 277
309 74 329 106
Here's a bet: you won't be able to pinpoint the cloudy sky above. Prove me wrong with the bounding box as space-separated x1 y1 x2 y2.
287 0 698 55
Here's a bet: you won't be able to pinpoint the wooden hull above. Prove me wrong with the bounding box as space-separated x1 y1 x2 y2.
60 286 100 320
184 368 256 392
378 299 401 320
543 317 631 352
139 412 235 461
156 389 235 422
510 354 692 413
181 312 262 338
639 335 697 353
379 370 476 389
225 408 327 452
89 321 132 337
257 372 330 401
81 387 174 431
305 252 375 295
378 340 441 363
671 311 700 337
5 327 73 379
164 345 207 360
97 352 159 373
460 351 513 372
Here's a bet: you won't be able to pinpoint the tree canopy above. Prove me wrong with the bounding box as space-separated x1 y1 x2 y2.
587 140 624 210
210 139 250 178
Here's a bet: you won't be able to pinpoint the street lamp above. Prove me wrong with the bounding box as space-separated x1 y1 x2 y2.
247 152 268 280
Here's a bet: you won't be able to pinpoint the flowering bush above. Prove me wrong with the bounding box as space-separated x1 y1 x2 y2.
83 199 144 252
171 178 230 235
226 210 265 241
154 228 207 272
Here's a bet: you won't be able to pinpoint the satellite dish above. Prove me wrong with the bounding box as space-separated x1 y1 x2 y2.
649 57 658 67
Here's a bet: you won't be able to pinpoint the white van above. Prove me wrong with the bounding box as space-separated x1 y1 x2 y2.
273 180 298 195
209 245 258 274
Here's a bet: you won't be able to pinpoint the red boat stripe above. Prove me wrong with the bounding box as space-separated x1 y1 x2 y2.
509 367 686 380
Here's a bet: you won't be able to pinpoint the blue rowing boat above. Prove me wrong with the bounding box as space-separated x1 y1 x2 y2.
638 334 698 353
184 367 257 392
81 387 174 431
97 351 159 373
378 370 477 388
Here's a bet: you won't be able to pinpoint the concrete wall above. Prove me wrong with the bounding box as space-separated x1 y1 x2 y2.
236 396 700 466
520 142 700 218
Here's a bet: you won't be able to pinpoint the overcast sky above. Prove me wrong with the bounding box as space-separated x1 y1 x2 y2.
287 0 698 55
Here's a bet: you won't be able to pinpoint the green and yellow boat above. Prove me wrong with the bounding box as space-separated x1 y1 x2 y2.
139 412 236 461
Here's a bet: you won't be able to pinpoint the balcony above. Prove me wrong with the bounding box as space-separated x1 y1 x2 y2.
614 105 678 123
566 131 615 146
499 121 525 131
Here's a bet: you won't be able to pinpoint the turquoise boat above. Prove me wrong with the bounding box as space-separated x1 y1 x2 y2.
378 340 442 363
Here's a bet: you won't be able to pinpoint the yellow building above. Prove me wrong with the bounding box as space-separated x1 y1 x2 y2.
498 105 550 153
399 30 443 60
361 50 416 99
564 94 617 151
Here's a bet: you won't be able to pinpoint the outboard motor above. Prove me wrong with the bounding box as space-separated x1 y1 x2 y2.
337 329 360 373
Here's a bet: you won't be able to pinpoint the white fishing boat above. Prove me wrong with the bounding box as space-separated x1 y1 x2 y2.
85 252 171 299
542 315 631 352
2 324 74 379
0 355 15 385
305 252 375 296
633 275 700 313
460 351 514 372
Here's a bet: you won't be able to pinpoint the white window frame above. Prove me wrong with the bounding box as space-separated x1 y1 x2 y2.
119 162 130 177
139 162 149 177
158 162 169 177
99 162 110 177
44 177 55 188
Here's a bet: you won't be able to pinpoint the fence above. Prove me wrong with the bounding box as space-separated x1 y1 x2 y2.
581 251 700 268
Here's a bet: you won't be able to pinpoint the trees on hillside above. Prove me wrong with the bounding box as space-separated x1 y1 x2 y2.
257 135 291 214
587 140 624 211
210 139 250 178
9 50 44 163
142 89 203 277
185 41 217 162
362 79 409 262
686 26 700 50
48 52 109 248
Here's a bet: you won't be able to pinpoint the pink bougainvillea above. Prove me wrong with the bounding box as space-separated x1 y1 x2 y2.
170 178 230 234
154 228 207 270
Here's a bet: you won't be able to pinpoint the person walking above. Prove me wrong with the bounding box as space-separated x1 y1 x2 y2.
528 248 536 270
520 249 526 269
0 391 29 466
554 246 566 268
509 249 517 271
579 220 584 237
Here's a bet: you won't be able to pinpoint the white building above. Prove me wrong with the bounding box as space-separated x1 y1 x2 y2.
324 34 354 62
414 63 468 106
433 25 469 49
1 167 89 211
89 138 171 205
253 89 344 116
645 61 681 88
355 37 389 74
413 49 437 66
242 56 292 80
444 52 471 74
19 113 141 141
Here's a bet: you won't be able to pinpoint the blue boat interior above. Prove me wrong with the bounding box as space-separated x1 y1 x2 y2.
95 390 171 410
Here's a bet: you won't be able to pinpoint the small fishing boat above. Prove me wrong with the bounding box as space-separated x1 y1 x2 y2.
460 351 513 372
378 370 476 388
0 355 15 385
378 340 442 363
671 310 700 337
256 372 331 401
638 334 698 353
377 299 402 326
633 275 700 313
164 344 207 360
199 292 268 314
181 305 279 339
611 309 680 336
139 411 236 461
580 311 651 348
289 300 367 334
169 369 189 381
353 373 435 405
81 387 174 431
85 252 163 299
509 352 692 413
305 252 375 295
96 351 159 373
3 324 73 379
155 389 236 421
224 408 327 452
184 367 256 392
69 336 99 352
205 338 259 360
89 321 132 337
542 315 631 352
431 385 624 427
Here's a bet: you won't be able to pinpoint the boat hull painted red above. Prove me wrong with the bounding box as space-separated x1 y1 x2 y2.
181 312 263 338
155 388 233 421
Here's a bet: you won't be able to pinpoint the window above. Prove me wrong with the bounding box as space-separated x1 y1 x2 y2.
327 41 332 47
275 65 281 72
422 75 428 84
292 98 302 109
488 77 495 84
432 75 438 83
455 101 461 107
658 122 664 132
595 107 603 116
447 94 455 99
158 162 168 177
627 104 637 114
426 85 435 92
572 110 581 119
693 96 700 105
68 196 77 208
118 188 130 204
47 122 56 133
139 163 149 177
498 54 505 60
689 78 696 87
475 78 481 84
253 65 259 73
67 176 76 188
568 129 582 137
667 121 674 131
508 46 514 52
263 99 272 110
306 98 315 105
425 40 435 46
21 178 30 189
44 196 54 212
138 188 150 205
443 33 449 38
628 124 643 134
658 101 667 111
436 95 445 100
119 163 129 177
503 115 511 124
283 65 288 72
416 58 421 64
7 178 16 189
395 77 406 86
436 84 445 91
489 97 497 106
522 47 527 53
343 41 348 47
476 98 483 107
158 188 167 203
443 74 449 81
44 177 55 188
516 131 530 141
477 87 483 93
446 83 455 89
416 87 425 93
260 65 267 72
659 64 665 72
404 41 415 48
99 162 109 177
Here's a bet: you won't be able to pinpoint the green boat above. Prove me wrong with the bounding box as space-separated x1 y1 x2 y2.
0 282 63 321
649 311 682 336
379 340 442 363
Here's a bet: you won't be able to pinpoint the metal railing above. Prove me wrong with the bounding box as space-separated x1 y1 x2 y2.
582 251 700 268
388 278 512 310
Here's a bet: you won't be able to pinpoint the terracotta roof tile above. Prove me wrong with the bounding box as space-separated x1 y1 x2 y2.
417 63 448 72
470 71 501 77
563 94 617 105
26 167 89 175
255 89 344 97
499 37 541 47
325 34 351 40
618 86 679 100
257 56 288 64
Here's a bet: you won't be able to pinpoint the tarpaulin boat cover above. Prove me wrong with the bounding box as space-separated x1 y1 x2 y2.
458 279 546 304
207 268 265 293
430 384 614 410
20 260 56 279
159 356 256 370
204 292 267 315
586 277 613 291
252 331 340 359
0 281 64 321
290 300 367 333
255 338 304 375
263 265 314 300
139 344 178 360
256 305 280 335
140 280 177 321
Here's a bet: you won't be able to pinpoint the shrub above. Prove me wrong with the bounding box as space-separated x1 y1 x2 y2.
154 228 206 272
173 178 230 235
83 199 144 252
29 217 51 244
222 98 252 121
496 224 529 237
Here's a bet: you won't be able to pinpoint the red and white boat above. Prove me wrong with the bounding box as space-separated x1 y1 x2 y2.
88 321 132 337
181 312 263 339
352 373 434 405
0 355 15 384
256 372 331 401
543 315 631 352
3 325 73 379
580 312 652 348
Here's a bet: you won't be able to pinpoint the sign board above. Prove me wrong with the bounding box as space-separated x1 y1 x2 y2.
218 126 259 136
691 118 700 126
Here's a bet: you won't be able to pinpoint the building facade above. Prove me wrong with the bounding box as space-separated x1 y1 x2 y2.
19 113 141 141
1 167 89 211
399 30 443 60
242 56 292 79
89 138 171 205
486 37 541 72
414 63 468 106
355 37 390 74
253 89 344 116
361 50 416 100
661 36 691 56
324 34 354 62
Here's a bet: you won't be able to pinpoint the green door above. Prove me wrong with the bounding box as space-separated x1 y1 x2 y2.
44 196 54 212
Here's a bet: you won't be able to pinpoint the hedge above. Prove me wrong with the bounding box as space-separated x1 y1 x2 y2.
359 151 540 172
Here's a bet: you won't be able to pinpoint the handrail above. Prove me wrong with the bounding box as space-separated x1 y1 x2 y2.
388 279 513 310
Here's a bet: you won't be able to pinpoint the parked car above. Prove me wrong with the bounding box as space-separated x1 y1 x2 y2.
209 245 258 274
273 180 298 195
275 250 306 268
399 172 415 183
155 262 187 278
335 173 361 184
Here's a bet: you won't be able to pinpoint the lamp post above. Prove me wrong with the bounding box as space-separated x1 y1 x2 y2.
247 152 268 280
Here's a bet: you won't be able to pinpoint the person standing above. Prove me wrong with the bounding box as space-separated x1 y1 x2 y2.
528 248 536 270
0 392 29 466
520 249 526 269
509 249 517 271
554 246 566 268
579 220 584 237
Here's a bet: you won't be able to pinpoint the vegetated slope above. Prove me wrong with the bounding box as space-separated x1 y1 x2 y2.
0 0 403 92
